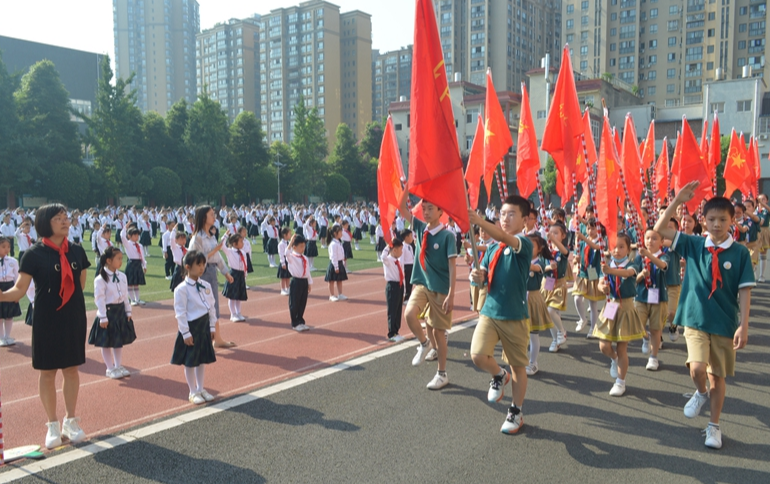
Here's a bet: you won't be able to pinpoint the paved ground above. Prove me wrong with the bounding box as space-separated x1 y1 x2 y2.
2 282 770 483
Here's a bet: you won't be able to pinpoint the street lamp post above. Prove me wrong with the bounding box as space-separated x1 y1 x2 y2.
274 152 286 204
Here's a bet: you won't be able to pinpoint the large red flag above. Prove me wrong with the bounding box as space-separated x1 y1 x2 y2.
699 119 709 162
654 137 669 204
621 114 645 222
516 83 540 198
640 120 656 171
755 138 762 196
465 115 485 209
743 137 758 199
675 117 711 212
724 129 752 199
708 113 721 194
670 131 682 191
582 111 598 167
597 117 620 248
407 0 469 232
483 69 513 201
378 116 405 245
540 46 583 200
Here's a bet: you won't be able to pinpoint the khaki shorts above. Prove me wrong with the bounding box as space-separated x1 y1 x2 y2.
667 285 681 322
471 286 487 313
634 300 668 332
471 315 530 368
747 241 759 265
407 284 452 330
684 327 736 378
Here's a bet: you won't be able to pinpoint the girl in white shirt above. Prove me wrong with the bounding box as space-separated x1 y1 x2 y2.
88 247 136 379
303 217 319 271
324 225 348 301
277 227 293 295
221 233 248 322
0 237 21 347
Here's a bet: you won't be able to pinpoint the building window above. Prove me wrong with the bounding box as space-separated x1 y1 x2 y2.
650 8 658 18
650 24 658 33
567 4 574 13
667 68 676 78
710 102 725 113
537 110 547 119
737 100 752 112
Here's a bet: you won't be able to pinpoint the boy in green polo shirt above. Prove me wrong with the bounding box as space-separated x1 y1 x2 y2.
468 196 533 435
398 194 458 390
655 181 754 450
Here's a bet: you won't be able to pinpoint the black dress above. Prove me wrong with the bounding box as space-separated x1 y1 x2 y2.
20 242 91 370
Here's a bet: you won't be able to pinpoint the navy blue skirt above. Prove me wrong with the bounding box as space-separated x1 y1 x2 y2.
246 253 254 273
0 281 21 319
267 238 279 255
376 237 387 252
369 225 377 236
222 269 248 301
319 226 328 239
140 231 152 246
296 226 304 237
304 240 319 258
353 228 362 240
342 241 354 259
88 303 136 348
248 224 260 237
170 315 216 367
125 259 146 286
170 265 185 292
277 264 292 279
324 261 348 282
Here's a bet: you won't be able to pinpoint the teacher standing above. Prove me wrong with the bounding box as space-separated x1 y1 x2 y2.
189 205 236 348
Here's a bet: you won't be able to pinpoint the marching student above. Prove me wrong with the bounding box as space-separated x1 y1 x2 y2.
266 217 279 268
277 227 293 296
573 220 604 336
593 233 645 397
89 247 136 379
120 224 147 306
325 225 348 301
655 182 755 449
162 221 177 281
382 238 405 342
467 197 532 434
303 216 319 271
221 232 249 322
524 233 554 376
756 194 770 282
0 236 21 347
663 218 684 342
741 199 762 276
542 223 570 352
399 229 415 303
171 250 218 405
287 234 312 332
398 193 458 390
169 230 188 292
634 229 670 371
15 218 35 261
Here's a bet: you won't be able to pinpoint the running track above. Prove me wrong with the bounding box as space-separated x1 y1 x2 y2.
0 266 474 451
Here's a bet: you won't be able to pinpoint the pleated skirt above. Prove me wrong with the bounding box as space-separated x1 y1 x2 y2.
88 303 137 348
170 315 217 367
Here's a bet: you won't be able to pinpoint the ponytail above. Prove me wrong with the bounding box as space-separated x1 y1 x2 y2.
527 233 553 260
326 225 341 246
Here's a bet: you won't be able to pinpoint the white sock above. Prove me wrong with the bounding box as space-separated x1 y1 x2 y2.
574 295 588 323
268 254 275 266
548 307 565 333
135 288 140 301
228 299 237 317
309 257 314 268
184 367 197 394
234 300 241 316
759 257 766 278
376 251 382 260
529 333 540 366
2 319 12 339
589 300 599 331
194 366 205 393
101 348 115 370
616 377 625 386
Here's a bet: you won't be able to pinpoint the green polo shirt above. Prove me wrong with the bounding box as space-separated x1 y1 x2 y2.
633 252 669 303
527 257 546 291
672 232 756 338
758 208 770 228
410 218 458 295
479 234 532 321
551 248 570 279
738 217 759 243
577 239 603 279
607 259 638 299
664 247 681 286
470 239 496 288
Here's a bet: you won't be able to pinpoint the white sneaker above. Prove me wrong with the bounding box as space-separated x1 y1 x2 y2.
609 382 626 397
412 341 431 366
424 348 438 361
230 316 240 322
575 319 587 332
280 289 288 296
557 332 567 346
45 421 62 449
62 417 86 443
548 339 560 353
487 370 510 403
130 300 138 306
337 294 348 301
118 366 130 377
704 425 722 449
610 359 619 379
106 368 122 379
500 408 523 434
525 365 539 376
426 372 449 390
329 296 339 302
237 314 247 322
668 325 680 342
293 325 304 332
646 357 660 371
684 391 709 418
165 275 172 280
388 334 405 343
0 338 10 347
759 277 766 283
641 336 651 355
188 393 206 405
299 324 311 332
200 389 215 402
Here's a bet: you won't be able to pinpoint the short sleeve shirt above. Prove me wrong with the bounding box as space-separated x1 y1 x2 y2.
527 257 546 291
577 240 602 279
479 235 532 321
551 248 570 279
410 218 458 295
633 252 669 303
758 208 770 228
672 232 755 338
664 247 682 286
607 259 637 299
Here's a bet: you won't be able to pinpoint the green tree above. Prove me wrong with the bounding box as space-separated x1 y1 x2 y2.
0 50 24 206
291 96 328 200
141 111 172 171
358 121 384 160
147 166 182 206
330 123 364 195
249 166 278 202
15 60 81 196
269 141 294 203
165 99 191 202
543 156 557 195
184 91 232 204
84 56 143 200
325 173 351 202
45 162 90 208
229 111 268 203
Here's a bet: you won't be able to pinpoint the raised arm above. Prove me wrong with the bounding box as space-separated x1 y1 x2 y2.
467 210 521 250
655 181 699 240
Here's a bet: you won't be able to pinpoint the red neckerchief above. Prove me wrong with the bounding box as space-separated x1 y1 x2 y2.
237 249 247 270
394 259 404 286
293 252 307 277
486 243 508 288
42 237 74 310
134 242 143 261
182 246 187 255
420 229 430 270
25 234 31 246
707 247 725 298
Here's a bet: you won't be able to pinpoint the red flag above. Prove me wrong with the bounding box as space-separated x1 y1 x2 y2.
744 137 758 199
640 120 656 171
674 117 711 212
516 83 540 198
465 115 485 209
407 0 469 232
411 200 449 225
699 119 709 162
670 131 682 191
483 69 513 198
378 116 405 245
654 137 669 204
708 113 721 195
724 129 752 199
540 46 583 200
755 138 762 196
597 117 620 248
620 114 644 223
582 111 598 168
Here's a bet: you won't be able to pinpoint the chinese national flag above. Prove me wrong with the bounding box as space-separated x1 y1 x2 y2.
483 69 513 201
465 115 485 209
640 120 656 171
620 114 645 223
378 116 405 245
708 113 721 193
673 117 711 212
755 139 762 196
540 46 583 201
699 119 709 162
516 82 540 198
654 137 669 204
407 0 469 232
724 129 752 199
582 111 598 168
596 116 620 248
743 137 758 199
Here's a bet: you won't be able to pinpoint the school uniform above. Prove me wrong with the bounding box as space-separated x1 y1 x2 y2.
400 242 414 301
277 239 292 279
169 237 187 291
324 239 348 281
318 215 328 241
633 251 670 333
541 248 570 310
757 207 770 250
221 247 248 301
663 246 682 323
242 238 254 273
352 216 363 241
0 256 22 319
171 277 217 368
162 229 175 277
287 250 313 328
736 216 760 266
266 225 279 255
68 224 83 245
341 228 354 259
0 222 16 256
94 231 114 274
382 246 405 338
15 227 34 262
138 219 151 247
24 280 35 327
88 269 136 347
121 227 146 286
573 239 605 302
592 258 645 342
527 257 553 332
368 215 378 238
375 225 387 252
303 224 319 258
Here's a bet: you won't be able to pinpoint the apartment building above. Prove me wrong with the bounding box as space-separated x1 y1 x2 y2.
372 46 412 122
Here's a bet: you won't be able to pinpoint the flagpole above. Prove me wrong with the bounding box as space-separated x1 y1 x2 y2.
580 129 611 303
499 162 509 198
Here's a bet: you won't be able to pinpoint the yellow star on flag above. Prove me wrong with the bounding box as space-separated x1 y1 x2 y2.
485 119 495 140
731 153 746 169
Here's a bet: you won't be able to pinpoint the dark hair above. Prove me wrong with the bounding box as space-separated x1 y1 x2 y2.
703 197 735 218
183 249 207 268
0 236 10 247
744 198 755 207
101 226 112 234
551 208 566 220
227 233 242 247
127 227 141 237
175 230 187 240
193 206 214 234
292 234 307 246
326 225 342 245
527 233 553 260
238 225 247 234
550 222 568 240
99 246 122 282
668 217 680 230
586 218 597 228
616 233 633 250
399 229 412 239
734 202 747 213
502 195 530 217
280 227 291 238
34 203 67 238
390 238 404 248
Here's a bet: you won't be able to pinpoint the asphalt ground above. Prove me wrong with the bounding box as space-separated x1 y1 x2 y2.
3 284 770 483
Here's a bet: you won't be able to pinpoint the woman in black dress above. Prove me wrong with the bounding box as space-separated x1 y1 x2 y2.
0 204 91 449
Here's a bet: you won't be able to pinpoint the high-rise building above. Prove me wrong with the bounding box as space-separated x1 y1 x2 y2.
196 17 261 122
562 0 770 108
257 0 372 147
113 0 199 114
372 46 412 122
433 0 563 92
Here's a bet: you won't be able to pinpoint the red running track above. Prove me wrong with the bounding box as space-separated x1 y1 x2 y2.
0 266 474 450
